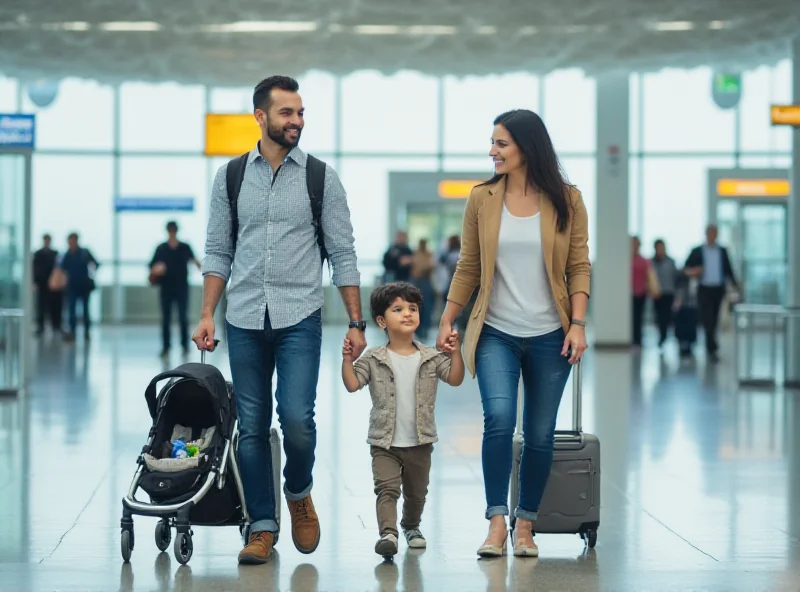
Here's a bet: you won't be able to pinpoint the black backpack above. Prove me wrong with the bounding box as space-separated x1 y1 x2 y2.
225 153 328 266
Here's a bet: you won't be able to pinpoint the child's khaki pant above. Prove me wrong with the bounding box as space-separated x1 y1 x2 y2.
370 443 433 537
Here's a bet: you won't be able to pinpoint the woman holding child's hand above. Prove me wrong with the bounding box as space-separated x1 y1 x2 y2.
437 109 591 559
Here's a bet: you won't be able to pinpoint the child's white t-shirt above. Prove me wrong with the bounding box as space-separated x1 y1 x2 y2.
387 349 421 447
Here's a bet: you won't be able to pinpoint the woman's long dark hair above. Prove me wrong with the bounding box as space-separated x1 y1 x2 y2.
480 109 572 232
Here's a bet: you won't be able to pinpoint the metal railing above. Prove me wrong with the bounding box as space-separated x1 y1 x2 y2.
732 303 800 389
0 308 24 396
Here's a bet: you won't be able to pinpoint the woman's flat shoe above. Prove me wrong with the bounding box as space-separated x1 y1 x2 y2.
477 533 508 558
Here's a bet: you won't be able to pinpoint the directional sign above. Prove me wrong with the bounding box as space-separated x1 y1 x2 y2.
0 114 35 149
115 197 195 212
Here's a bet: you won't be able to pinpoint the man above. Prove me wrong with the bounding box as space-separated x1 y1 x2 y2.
32 233 62 335
685 224 739 362
192 75 366 565
58 232 99 342
149 221 200 358
382 230 413 283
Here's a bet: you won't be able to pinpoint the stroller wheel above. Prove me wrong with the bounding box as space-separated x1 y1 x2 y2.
155 519 171 552
120 529 133 562
174 532 193 565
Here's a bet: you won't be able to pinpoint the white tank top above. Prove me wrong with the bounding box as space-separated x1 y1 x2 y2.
484 205 562 338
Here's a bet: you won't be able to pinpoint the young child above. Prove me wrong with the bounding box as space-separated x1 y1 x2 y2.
341 281 465 558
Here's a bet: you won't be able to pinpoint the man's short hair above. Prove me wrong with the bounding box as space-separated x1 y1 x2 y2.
370 282 423 324
253 76 300 111
43 233 51 240
166 221 178 233
68 232 78 241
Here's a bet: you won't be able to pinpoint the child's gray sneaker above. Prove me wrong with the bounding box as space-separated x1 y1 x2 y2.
375 533 398 557
403 528 427 548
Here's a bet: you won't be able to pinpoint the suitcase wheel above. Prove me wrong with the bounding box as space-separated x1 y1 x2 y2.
581 528 597 548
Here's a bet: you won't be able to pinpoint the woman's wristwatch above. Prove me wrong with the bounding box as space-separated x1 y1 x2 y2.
571 318 586 327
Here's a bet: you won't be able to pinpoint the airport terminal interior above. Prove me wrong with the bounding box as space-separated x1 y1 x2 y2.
2 1 800 591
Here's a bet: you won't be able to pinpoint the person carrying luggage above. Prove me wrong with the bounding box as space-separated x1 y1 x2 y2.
436 109 591 558
341 282 464 558
192 75 365 565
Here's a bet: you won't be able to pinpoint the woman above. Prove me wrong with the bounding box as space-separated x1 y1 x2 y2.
651 239 679 347
436 109 590 558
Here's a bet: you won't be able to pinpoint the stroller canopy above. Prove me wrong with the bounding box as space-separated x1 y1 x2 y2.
144 362 235 440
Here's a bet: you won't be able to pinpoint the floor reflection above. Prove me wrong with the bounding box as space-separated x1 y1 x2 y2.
0 325 798 591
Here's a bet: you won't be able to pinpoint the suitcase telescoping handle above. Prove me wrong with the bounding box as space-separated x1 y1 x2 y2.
200 339 221 364
515 357 583 435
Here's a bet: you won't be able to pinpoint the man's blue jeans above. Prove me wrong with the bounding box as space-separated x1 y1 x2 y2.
226 308 322 534
475 323 572 522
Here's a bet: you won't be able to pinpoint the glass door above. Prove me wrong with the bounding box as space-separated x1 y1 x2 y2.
0 154 28 390
740 203 787 305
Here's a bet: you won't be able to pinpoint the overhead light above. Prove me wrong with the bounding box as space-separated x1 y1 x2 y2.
708 20 731 30
42 21 91 31
201 21 317 33
519 26 539 35
647 21 694 31
354 24 402 35
406 25 457 35
476 26 497 35
100 21 161 31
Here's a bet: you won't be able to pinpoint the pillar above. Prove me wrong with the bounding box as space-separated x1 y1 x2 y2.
787 37 800 386
592 74 631 348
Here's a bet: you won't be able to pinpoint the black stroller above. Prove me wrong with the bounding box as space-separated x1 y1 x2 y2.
120 349 281 564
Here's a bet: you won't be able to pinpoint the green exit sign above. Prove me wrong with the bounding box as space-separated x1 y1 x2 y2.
712 73 742 109
715 73 741 93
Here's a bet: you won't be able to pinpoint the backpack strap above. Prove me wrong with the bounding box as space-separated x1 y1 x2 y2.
305 154 328 266
225 153 249 251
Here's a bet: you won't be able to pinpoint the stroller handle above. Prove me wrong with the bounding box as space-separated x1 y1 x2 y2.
200 339 222 364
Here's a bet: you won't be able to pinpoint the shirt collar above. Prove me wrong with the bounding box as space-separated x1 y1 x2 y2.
247 141 307 167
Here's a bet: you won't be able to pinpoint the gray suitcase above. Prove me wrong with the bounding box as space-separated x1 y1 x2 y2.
202 346 282 543
509 358 600 548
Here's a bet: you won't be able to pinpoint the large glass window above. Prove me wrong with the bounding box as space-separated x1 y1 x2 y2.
338 157 438 279
21 78 114 150
443 73 540 154
0 76 18 112
120 82 205 152
739 59 793 154
638 156 735 262
641 67 736 152
340 70 439 154
32 155 114 263
542 69 596 153
118 157 208 285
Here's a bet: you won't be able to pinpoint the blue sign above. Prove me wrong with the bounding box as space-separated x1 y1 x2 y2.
0 114 35 149
115 197 195 212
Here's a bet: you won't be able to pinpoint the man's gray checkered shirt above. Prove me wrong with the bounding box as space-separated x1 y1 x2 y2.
202 144 360 330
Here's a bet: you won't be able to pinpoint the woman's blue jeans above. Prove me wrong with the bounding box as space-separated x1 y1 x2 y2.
475 323 572 522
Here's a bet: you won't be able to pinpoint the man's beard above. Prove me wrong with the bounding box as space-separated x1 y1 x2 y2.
265 118 302 149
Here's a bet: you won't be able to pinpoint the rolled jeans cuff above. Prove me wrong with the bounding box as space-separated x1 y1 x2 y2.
485 505 509 520
284 479 313 502
514 507 538 522
250 518 279 534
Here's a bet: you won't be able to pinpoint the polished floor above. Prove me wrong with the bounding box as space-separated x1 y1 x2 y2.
1 324 800 591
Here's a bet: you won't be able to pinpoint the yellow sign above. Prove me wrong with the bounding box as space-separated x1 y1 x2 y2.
204 113 260 156
771 105 800 126
717 178 790 198
437 180 483 199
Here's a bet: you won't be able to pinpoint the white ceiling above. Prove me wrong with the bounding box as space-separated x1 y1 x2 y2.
0 0 797 86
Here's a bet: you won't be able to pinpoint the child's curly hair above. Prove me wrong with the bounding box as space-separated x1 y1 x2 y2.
369 281 423 324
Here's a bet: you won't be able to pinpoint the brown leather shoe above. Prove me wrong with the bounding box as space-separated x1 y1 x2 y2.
287 495 321 554
238 531 275 565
